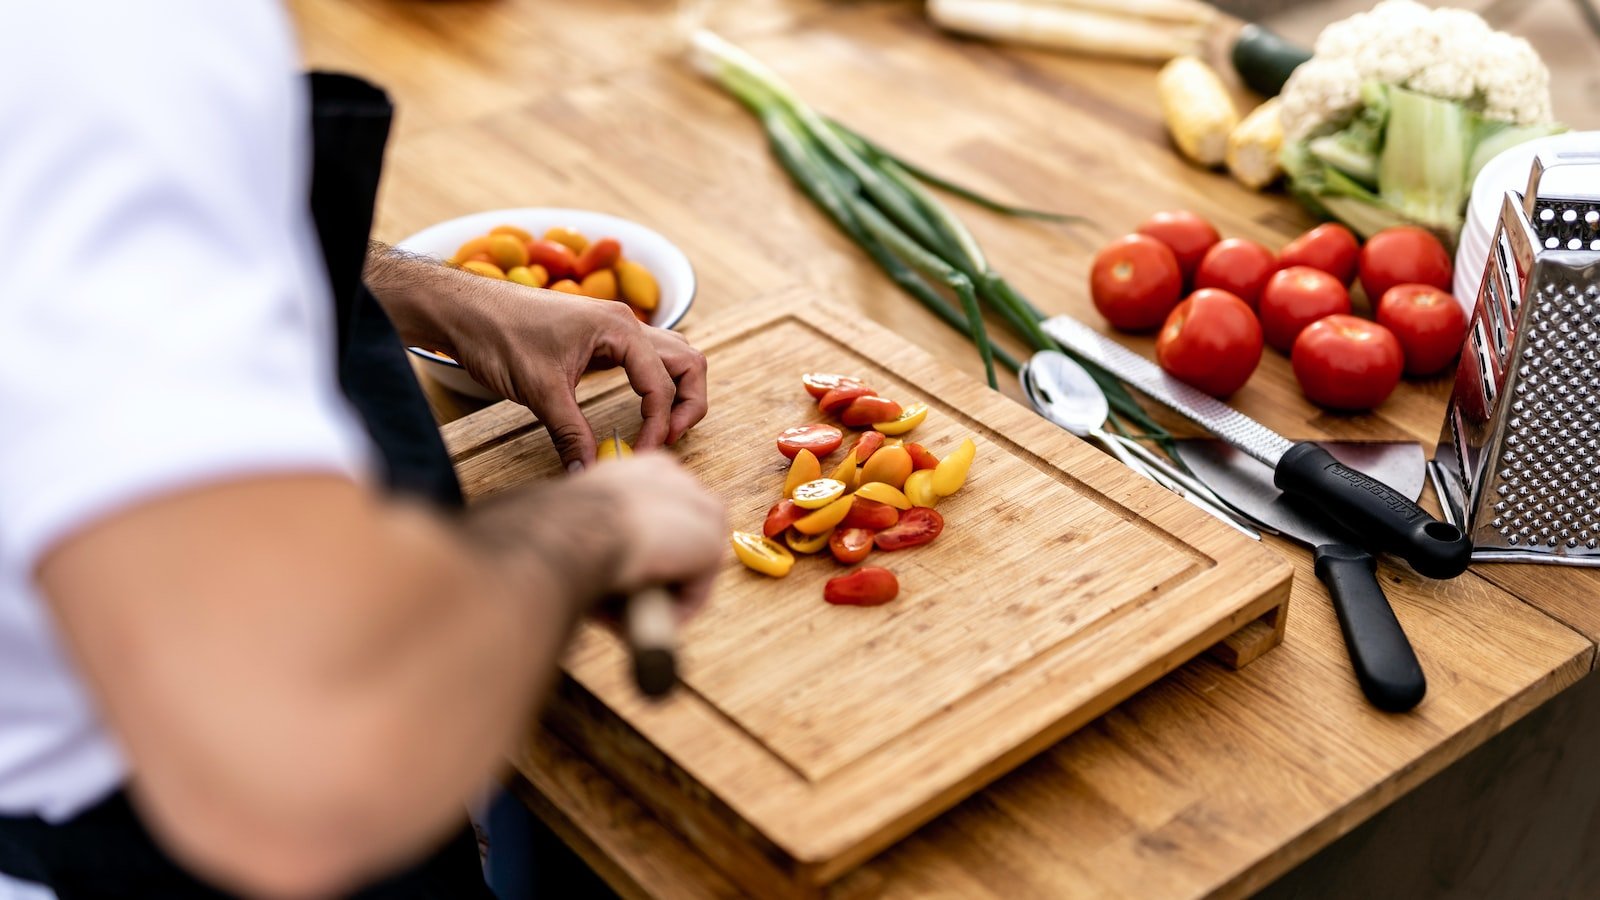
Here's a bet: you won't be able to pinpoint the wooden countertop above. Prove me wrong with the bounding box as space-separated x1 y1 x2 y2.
290 1 1600 896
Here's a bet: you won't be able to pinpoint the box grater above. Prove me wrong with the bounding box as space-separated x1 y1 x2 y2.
1430 151 1600 564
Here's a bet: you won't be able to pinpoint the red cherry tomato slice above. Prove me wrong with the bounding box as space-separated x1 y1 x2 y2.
1376 284 1468 377
763 499 806 538
819 385 877 415
874 507 944 551
1193 238 1278 310
1279 223 1359 285
850 431 886 463
802 372 868 399
840 497 900 531
828 527 876 565
776 424 843 460
1136 210 1220 281
823 566 900 606
1155 288 1262 397
839 396 904 427
905 442 940 471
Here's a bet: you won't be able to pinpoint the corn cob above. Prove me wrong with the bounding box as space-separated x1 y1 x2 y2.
1226 97 1284 189
1156 55 1239 167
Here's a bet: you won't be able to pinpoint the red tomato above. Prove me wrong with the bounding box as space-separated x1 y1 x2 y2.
1089 234 1184 331
1136 210 1221 281
802 372 867 399
1291 315 1404 411
818 385 876 415
828 528 876 565
573 237 621 280
1358 226 1452 302
850 431 885 463
1258 266 1352 352
1279 223 1359 284
841 497 900 530
905 442 939 471
763 500 805 538
874 507 944 551
839 396 903 427
1155 289 1262 397
1194 238 1278 310
823 567 900 606
776 424 843 460
526 240 577 281
1376 284 1469 377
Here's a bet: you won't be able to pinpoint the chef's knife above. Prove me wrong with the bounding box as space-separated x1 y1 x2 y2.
1043 316 1472 579
1176 440 1428 712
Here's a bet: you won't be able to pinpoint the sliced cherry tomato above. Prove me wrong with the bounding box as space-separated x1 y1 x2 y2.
763 500 805 538
841 497 900 530
1090 234 1183 331
872 401 928 435
1258 266 1351 353
1279 223 1359 284
850 431 885 463
1136 210 1220 281
802 372 867 399
874 507 944 551
1376 284 1468 377
932 438 976 496
829 449 860 492
783 448 821 498
1291 315 1404 411
819 386 876 416
1155 289 1262 397
840 396 904 427
776 424 842 460
786 528 833 554
731 531 794 577
792 478 846 510
793 496 854 534
1358 226 1451 303
823 566 900 606
1193 238 1277 310
905 442 940 471
854 482 912 510
828 527 875 565
859 445 912 490
903 468 940 508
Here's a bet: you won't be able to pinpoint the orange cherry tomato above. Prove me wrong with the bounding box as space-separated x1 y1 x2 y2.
819 385 876 416
763 500 805 538
828 527 875 565
905 442 939 471
776 424 843 460
824 567 900 606
874 507 944 551
574 237 622 280
859 445 912 489
802 372 868 399
783 448 822 498
526 239 577 281
840 497 899 531
850 431 885 464
839 396 903 427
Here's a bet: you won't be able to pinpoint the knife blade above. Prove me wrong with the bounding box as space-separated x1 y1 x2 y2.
1043 315 1472 579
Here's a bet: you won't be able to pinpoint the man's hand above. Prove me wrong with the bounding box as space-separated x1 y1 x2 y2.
366 247 708 470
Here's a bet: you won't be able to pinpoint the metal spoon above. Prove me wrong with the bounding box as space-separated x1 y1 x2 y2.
1022 351 1259 539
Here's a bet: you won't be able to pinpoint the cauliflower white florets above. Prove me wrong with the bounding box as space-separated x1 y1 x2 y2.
1278 0 1554 141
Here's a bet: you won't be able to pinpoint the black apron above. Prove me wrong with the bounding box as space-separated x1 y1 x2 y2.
0 73 488 898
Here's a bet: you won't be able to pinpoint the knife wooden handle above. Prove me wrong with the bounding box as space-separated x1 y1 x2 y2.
625 587 678 699
1314 544 1426 712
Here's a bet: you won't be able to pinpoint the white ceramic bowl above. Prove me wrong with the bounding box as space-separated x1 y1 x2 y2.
397 207 696 399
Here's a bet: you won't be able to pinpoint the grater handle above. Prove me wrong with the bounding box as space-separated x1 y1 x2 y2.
1315 544 1426 712
1274 442 1473 578
1521 151 1600 220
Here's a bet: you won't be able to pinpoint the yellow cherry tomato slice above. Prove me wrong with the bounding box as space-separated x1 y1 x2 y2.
792 478 846 509
785 527 833 554
596 435 633 461
853 482 912 510
873 402 929 435
731 531 794 577
859 445 912 490
793 496 854 534
932 437 976 496
828 449 860 493
903 468 940 508
784 449 822 498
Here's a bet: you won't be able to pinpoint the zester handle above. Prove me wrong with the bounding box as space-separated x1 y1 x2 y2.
1274 442 1472 578
1314 544 1426 713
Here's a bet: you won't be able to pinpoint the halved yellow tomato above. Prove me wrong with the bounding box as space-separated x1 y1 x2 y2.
829 449 860 492
793 496 854 534
596 435 632 461
933 437 976 496
872 402 929 435
903 469 940 507
785 528 833 554
853 482 912 510
792 478 846 509
784 449 822 498
731 531 794 577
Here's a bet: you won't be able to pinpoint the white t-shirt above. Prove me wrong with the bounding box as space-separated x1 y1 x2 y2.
0 2 370 891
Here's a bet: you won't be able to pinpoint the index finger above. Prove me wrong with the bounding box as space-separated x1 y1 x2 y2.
620 342 676 451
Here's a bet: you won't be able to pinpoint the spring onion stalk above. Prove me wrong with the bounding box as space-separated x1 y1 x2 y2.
692 29 1169 443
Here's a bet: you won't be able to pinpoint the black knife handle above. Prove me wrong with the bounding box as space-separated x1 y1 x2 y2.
1275 441 1471 579
1314 544 1426 712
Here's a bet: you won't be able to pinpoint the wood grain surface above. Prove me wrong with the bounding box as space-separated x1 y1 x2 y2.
287 0 1600 896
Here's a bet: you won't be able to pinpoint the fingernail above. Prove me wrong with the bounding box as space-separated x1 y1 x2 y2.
567 460 584 474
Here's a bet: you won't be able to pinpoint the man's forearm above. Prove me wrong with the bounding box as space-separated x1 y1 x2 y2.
362 241 484 353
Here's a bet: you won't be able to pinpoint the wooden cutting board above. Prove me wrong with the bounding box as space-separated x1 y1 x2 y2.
443 296 1292 896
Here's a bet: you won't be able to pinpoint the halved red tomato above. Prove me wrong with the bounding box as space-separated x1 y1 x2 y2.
850 431 885 463
823 567 900 606
763 500 806 538
840 497 900 530
828 528 875 565
874 507 944 550
776 424 843 460
819 386 877 415
802 372 867 399
905 442 939 471
839 396 903 427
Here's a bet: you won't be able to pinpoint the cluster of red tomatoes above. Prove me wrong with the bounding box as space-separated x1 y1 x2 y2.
1089 211 1468 411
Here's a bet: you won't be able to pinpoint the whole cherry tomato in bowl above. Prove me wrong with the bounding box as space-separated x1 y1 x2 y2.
1136 210 1220 281
1279 223 1359 284
1193 238 1278 310
1155 289 1262 397
1258 266 1351 353
1358 226 1452 302
1291 315 1405 411
1090 234 1183 331
1376 284 1468 377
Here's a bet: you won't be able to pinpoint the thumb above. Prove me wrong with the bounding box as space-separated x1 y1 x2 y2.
537 391 597 473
